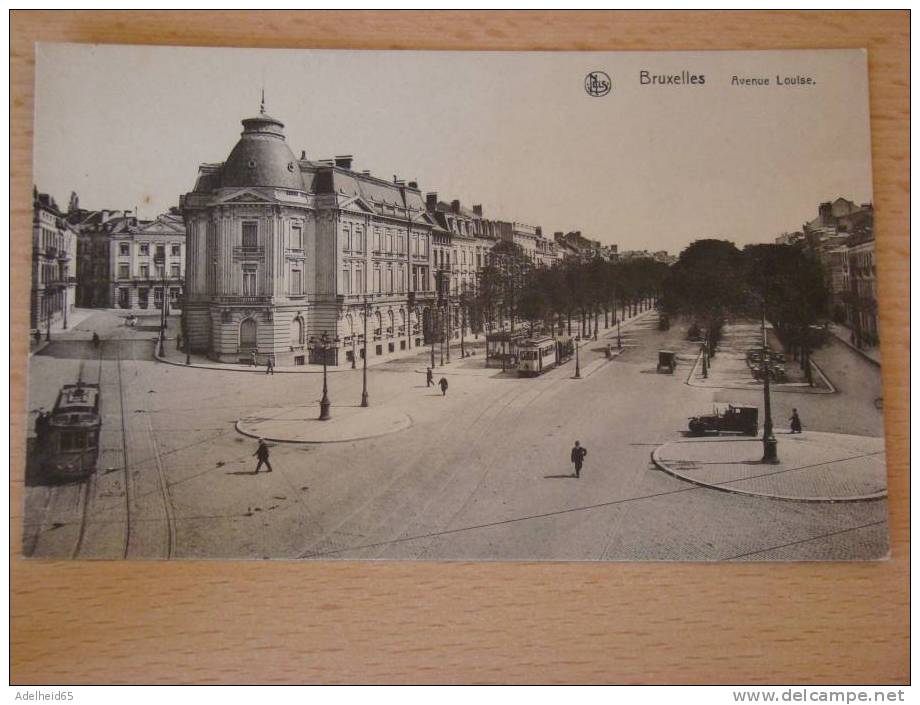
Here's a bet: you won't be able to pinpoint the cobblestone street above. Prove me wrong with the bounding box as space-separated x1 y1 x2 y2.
19 307 889 561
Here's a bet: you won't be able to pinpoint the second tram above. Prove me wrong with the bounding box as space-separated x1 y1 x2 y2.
517 336 561 377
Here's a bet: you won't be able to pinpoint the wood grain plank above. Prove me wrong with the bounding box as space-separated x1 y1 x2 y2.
10 10 908 684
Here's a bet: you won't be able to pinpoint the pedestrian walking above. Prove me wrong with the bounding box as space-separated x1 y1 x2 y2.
789 408 803 434
570 440 587 478
91 331 100 348
249 351 257 367
426 367 434 387
176 332 183 350
438 377 448 396
33 329 41 346
253 439 273 473
265 356 274 375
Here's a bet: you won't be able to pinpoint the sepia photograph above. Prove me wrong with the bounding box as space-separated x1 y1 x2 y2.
23 43 888 561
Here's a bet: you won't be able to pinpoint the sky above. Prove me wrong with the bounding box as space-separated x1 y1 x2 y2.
33 44 873 254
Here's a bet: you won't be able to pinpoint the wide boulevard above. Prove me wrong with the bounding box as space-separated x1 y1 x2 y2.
21 308 888 561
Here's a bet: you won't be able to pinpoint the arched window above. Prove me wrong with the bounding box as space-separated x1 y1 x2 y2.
387 310 394 336
240 318 258 351
374 311 382 338
290 316 304 346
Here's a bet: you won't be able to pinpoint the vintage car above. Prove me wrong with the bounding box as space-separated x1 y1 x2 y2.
688 403 758 436
657 350 676 374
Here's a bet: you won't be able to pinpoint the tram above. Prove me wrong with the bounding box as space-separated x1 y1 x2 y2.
40 383 101 480
517 336 561 377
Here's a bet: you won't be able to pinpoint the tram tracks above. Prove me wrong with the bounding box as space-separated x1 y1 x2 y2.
145 413 177 559
113 334 134 559
70 341 104 559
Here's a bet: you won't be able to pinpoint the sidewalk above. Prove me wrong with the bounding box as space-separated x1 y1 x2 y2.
29 308 101 356
828 323 882 366
652 431 887 502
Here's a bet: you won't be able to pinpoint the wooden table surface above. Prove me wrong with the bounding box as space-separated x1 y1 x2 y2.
10 11 909 684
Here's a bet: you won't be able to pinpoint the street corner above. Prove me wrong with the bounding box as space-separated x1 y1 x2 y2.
235 404 413 444
651 431 887 502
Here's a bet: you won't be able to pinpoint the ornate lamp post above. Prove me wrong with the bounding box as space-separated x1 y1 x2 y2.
309 331 339 421
155 252 167 358
760 303 779 464
459 291 466 359
361 295 369 407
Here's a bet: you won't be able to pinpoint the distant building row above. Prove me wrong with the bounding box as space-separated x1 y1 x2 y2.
777 197 877 349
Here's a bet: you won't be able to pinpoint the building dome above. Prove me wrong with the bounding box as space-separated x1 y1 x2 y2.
220 110 305 191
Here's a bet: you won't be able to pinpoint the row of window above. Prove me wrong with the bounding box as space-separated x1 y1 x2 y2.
339 264 431 295
117 263 182 280
118 242 182 257
39 226 70 254
342 225 431 258
117 286 181 308
242 221 304 250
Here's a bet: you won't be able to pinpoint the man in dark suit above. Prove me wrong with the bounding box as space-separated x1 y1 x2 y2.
571 440 587 479
253 439 273 474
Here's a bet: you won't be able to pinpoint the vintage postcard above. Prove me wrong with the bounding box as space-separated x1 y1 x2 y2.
23 44 887 560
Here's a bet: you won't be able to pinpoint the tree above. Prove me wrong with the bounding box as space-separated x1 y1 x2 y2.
662 239 746 342
743 243 829 382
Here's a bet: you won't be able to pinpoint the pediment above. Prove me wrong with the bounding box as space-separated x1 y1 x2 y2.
339 195 375 214
217 190 276 205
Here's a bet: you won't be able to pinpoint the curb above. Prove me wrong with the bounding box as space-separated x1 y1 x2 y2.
650 440 887 503
829 328 882 368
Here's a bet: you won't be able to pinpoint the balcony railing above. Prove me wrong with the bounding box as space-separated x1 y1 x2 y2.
233 246 265 260
214 295 272 305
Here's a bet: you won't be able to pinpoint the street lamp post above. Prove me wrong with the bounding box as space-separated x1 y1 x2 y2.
445 294 451 364
309 331 338 421
574 336 582 379
361 296 369 407
155 253 167 358
617 320 622 350
760 304 779 463
460 293 466 359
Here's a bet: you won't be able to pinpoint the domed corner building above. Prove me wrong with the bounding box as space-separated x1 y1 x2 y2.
180 106 441 366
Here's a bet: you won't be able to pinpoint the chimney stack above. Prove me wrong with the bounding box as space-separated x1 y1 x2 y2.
426 193 438 211
408 181 418 189
451 199 461 214
473 204 483 217
300 150 307 160
334 155 353 169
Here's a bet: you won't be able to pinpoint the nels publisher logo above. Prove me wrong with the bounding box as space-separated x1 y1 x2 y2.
585 71 611 97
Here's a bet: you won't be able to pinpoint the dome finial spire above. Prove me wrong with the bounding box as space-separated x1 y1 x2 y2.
260 85 265 115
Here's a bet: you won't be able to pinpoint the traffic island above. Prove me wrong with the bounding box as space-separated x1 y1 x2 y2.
236 405 412 444
651 431 887 502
